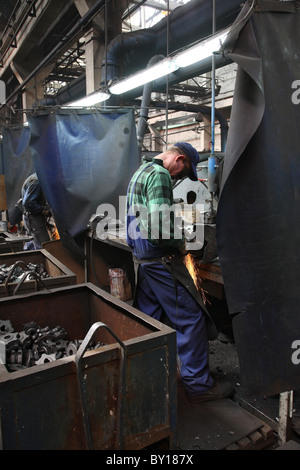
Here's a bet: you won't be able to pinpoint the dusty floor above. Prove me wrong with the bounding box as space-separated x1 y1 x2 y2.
149 297 300 450
178 339 300 450
209 336 300 429
191 293 300 449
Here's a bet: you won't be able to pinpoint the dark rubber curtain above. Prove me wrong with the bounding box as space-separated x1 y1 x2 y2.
217 0 300 395
1 126 34 225
27 108 139 243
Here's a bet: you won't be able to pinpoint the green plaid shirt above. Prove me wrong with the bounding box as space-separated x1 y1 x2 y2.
127 157 184 250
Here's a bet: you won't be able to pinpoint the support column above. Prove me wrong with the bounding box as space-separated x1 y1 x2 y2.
74 0 127 94
84 27 106 95
278 391 294 446
10 61 53 118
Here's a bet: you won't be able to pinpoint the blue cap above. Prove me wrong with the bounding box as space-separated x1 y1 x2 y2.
174 142 199 181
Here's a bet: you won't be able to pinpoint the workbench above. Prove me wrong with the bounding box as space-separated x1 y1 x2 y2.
44 227 225 305
88 227 225 299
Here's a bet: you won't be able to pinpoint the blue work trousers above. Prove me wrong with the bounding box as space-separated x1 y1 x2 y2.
23 213 49 250
134 262 214 395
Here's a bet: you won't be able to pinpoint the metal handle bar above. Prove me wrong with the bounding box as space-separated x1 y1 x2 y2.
13 270 48 296
4 261 30 296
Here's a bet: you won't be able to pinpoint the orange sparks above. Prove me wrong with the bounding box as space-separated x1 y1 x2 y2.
184 253 200 289
51 226 60 240
184 253 210 305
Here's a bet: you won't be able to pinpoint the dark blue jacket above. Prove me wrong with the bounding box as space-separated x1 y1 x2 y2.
21 173 46 215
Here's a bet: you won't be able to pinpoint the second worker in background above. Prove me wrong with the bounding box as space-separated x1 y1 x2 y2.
21 173 51 250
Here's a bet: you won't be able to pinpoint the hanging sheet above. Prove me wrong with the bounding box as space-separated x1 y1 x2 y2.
217 0 300 395
27 108 139 244
1 126 34 225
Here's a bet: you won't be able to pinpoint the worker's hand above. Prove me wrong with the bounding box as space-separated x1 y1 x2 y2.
42 206 51 217
178 241 188 256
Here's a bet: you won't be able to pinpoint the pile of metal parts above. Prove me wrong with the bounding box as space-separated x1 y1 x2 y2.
0 260 50 296
0 261 49 285
0 319 106 372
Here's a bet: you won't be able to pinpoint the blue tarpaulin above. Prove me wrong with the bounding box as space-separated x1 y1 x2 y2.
27 107 140 241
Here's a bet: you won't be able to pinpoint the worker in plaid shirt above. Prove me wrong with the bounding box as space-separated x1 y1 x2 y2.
126 142 234 403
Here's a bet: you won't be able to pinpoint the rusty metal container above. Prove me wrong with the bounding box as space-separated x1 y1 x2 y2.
0 283 177 450
0 249 77 297
0 232 32 253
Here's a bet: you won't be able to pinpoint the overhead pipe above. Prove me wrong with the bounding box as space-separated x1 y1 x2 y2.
115 51 230 103
34 74 87 107
209 0 218 202
196 108 228 154
211 0 217 155
51 42 230 106
53 74 86 106
136 55 165 151
136 101 228 153
101 0 243 87
47 0 242 106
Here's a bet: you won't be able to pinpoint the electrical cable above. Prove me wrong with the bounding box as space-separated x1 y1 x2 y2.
89 230 102 288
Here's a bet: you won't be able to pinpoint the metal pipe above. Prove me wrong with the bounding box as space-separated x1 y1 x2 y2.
165 0 170 149
136 55 165 152
46 0 240 107
102 0 243 85
142 101 228 154
211 0 216 155
208 0 218 200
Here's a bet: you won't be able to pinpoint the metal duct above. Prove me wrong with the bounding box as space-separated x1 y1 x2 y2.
53 74 86 106
138 101 229 153
195 107 228 153
50 0 242 106
34 74 86 107
102 0 243 84
136 55 165 149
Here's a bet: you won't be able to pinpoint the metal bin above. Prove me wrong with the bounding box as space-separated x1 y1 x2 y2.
0 282 177 450
0 249 77 297
0 232 32 253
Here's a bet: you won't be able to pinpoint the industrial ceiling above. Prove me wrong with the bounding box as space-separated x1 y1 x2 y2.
0 0 242 124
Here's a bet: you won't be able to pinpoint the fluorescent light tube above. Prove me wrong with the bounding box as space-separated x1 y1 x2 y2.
106 27 229 97
174 27 230 68
66 90 110 107
109 58 179 95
